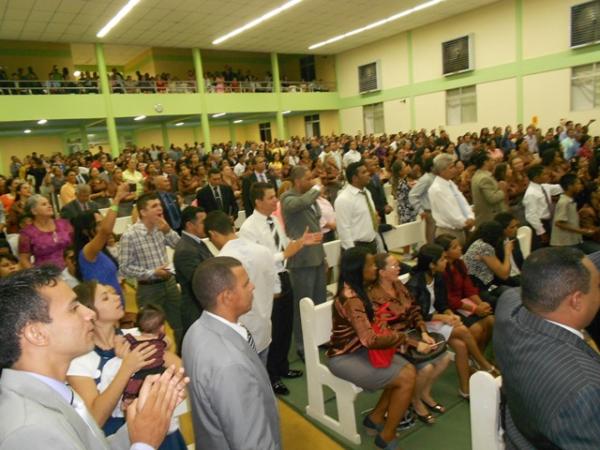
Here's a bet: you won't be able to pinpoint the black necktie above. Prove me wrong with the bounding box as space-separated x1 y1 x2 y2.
242 325 257 352
266 216 281 250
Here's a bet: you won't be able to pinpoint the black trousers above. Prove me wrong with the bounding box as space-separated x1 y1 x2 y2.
267 271 294 383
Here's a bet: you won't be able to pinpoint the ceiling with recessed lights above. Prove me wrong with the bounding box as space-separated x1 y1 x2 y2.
0 0 498 54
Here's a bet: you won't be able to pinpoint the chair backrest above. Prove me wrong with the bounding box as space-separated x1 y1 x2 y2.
470 371 504 450
201 237 219 256
234 210 246 229
113 216 132 235
324 240 341 269
516 226 532 259
382 219 426 252
98 208 109 217
6 233 19 258
300 297 334 348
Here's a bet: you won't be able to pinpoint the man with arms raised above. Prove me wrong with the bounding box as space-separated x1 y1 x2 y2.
0 265 188 450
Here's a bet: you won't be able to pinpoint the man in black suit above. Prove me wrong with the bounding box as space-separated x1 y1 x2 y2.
241 156 273 215
60 184 100 222
365 156 392 224
155 175 182 232
494 247 600 449
173 206 213 335
196 168 239 220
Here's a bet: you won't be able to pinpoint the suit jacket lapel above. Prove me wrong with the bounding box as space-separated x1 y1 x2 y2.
1 369 109 450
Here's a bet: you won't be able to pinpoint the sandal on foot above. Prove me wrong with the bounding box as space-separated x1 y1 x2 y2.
415 410 435 425
458 389 470 400
424 401 446 414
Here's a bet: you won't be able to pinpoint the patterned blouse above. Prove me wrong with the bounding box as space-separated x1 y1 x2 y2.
395 178 417 224
463 239 496 286
19 218 73 270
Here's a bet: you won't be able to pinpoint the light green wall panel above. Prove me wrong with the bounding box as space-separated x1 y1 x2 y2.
0 96 106 121
280 92 340 111
109 93 203 118
205 93 279 113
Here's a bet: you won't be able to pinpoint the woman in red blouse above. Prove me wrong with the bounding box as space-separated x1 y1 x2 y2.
435 234 495 352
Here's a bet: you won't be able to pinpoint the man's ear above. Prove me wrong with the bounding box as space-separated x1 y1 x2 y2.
568 291 583 313
22 321 50 348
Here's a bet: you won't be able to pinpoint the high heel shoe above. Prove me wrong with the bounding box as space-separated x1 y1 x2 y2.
424 400 446 414
458 389 470 400
415 410 435 424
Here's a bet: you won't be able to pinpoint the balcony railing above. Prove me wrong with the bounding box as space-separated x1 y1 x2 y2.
0 78 336 95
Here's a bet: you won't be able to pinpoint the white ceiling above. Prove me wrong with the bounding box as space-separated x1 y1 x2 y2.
0 0 499 54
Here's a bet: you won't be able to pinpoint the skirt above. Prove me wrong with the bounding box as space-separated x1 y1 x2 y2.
327 347 409 391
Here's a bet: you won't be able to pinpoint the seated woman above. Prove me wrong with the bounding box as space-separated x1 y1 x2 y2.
72 183 130 302
18 194 73 270
434 235 495 353
406 244 498 398
494 212 524 282
327 247 416 450
463 220 515 294
369 253 451 424
67 281 185 450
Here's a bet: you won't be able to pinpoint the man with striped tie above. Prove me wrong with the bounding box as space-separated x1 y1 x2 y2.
240 182 316 395
182 256 282 450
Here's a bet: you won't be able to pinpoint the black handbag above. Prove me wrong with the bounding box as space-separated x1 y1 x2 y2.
402 329 447 364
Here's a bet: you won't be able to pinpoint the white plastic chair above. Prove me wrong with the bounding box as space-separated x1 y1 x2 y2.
324 239 341 295
6 233 19 257
516 226 532 259
234 209 246 229
300 297 363 445
470 371 505 450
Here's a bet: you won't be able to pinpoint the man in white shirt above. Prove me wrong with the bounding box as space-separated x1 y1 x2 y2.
428 153 474 245
408 159 436 243
204 210 276 363
335 160 380 253
342 141 362 168
523 165 563 249
240 182 313 395
0 265 187 450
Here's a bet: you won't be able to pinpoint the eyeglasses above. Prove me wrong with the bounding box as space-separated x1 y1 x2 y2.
386 264 400 270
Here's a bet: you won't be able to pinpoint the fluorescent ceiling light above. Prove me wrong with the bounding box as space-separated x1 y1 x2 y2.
134 115 146 121
282 110 291 115
73 70 81 77
233 119 243 124
175 122 184 126
97 0 142 38
24 129 31 134
212 112 226 118
308 0 444 50
212 0 303 45
37 119 47 125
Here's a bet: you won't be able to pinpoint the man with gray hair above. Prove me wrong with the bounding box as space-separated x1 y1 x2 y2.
428 153 474 245
60 183 99 221
281 165 326 359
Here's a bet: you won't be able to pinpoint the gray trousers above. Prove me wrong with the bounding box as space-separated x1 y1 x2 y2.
289 262 328 353
136 277 183 351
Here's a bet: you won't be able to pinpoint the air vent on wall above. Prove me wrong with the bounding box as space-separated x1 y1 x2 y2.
442 35 473 76
358 61 380 94
571 0 600 48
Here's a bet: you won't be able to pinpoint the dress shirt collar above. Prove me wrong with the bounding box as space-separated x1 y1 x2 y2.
21 371 72 404
132 220 156 235
204 311 248 341
182 230 205 245
346 184 364 195
435 175 453 187
545 319 584 340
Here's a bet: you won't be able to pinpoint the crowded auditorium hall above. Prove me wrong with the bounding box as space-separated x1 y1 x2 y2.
2 1 600 449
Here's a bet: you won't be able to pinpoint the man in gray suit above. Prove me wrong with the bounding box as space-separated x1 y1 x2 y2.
281 165 326 358
183 257 281 450
470 150 506 226
494 247 600 449
0 265 187 450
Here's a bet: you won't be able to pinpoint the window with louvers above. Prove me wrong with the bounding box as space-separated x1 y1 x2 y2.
358 62 379 93
571 1 600 48
442 36 471 75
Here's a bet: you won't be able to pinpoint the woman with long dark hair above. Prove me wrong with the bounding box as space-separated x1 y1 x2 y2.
72 183 129 302
407 244 498 398
327 247 416 449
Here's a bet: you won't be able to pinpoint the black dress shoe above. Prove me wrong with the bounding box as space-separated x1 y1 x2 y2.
281 369 303 379
272 380 290 396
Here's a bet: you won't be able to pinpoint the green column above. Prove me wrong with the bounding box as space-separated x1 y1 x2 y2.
192 48 211 152
271 52 286 140
161 123 170 150
95 43 120 157
229 121 237 144
192 126 199 144
80 125 88 152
